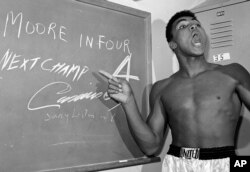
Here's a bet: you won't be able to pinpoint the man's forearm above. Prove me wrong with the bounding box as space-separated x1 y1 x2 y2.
121 96 161 155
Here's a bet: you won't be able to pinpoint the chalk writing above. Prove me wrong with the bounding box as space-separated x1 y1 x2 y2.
0 49 39 71
3 11 132 56
80 34 131 55
1 9 141 125
28 81 108 111
44 108 117 123
108 103 120 111
113 53 139 81
3 11 68 42
57 91 103 103
0 49 89 81
41 59 89 81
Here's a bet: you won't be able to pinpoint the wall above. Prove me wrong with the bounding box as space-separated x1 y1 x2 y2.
100 0 206 172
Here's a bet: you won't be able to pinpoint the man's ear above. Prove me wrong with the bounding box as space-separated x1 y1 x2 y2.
169 41 177 50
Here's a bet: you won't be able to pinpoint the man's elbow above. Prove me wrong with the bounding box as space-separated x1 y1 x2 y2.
143 145 162 157
139 133 164 156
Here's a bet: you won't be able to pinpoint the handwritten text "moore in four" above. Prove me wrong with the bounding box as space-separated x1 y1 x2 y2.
3 11 132 55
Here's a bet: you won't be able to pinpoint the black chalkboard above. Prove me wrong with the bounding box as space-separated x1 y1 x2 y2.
0 0 157 171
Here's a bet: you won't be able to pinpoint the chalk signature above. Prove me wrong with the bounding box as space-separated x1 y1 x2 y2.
27 81 109 111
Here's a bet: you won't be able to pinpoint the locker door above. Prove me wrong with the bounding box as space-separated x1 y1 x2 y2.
195 1 250 155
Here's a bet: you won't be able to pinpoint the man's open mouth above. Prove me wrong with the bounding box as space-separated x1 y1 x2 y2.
192 33 202 47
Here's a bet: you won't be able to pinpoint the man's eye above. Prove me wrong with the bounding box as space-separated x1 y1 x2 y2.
178 25 187 30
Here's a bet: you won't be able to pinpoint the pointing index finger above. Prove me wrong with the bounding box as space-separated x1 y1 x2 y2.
99 70 112 79
99 70 119 82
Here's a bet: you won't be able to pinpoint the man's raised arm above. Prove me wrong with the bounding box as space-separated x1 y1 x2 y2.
99 70 166 156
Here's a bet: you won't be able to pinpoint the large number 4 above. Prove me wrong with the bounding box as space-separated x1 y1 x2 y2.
112 53 139 81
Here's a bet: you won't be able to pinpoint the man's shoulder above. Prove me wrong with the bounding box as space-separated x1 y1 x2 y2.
152 76 174 90
152 72 182 91
150 77 172 100
216 63 245 72
215 63 250 84
215 63 248 77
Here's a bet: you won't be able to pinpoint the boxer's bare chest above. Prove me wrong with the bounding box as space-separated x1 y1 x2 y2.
161 70 238 115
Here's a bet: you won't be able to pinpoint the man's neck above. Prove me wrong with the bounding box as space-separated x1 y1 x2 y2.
177 55 213 78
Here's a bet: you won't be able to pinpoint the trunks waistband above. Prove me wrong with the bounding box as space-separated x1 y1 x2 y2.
167 144 236 160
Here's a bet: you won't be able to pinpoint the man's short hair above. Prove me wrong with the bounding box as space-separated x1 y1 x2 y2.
166 10 198 42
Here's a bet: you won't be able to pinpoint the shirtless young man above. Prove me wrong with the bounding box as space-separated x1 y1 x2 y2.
100 10 250 171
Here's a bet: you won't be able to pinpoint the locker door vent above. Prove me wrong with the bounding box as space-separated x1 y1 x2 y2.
209 20 233 49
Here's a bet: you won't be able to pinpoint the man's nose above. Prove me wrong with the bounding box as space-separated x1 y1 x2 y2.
189 24 197 31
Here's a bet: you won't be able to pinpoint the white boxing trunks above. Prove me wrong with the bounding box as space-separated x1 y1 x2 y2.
162 145 236 172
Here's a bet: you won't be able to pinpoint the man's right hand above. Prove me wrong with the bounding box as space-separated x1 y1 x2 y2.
99 70 133 104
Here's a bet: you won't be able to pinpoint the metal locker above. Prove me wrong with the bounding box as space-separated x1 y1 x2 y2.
192 0 250 155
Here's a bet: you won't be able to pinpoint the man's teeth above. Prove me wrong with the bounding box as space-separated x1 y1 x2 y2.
193 34 201 46
194 42 201 46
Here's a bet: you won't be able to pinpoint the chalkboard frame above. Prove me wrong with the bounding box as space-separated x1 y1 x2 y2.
41 157 160 172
